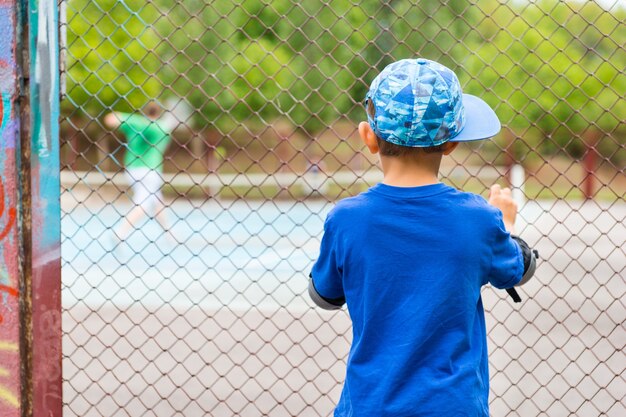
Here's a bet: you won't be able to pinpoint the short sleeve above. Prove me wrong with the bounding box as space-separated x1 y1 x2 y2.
487 211 524 289
119 114 148 135
311 215 344 300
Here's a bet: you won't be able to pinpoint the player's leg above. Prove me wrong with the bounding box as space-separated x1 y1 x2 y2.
114 168 151 241
115 205 148 241
143 170 175 243
154 200 176 245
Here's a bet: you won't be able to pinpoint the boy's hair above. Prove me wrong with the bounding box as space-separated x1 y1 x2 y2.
144 102 162 118
366 99 446 156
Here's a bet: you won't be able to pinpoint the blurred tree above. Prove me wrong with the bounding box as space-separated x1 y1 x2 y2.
64 0 163 115
153 0 297 133
64 0 625 164
466 0 626 161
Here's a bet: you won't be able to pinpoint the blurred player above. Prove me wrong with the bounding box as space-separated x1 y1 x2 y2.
104 102 175 244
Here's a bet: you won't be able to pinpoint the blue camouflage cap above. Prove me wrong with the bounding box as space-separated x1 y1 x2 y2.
365 58 501 147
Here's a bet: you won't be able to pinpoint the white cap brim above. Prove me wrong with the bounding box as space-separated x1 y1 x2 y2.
449 94 501 142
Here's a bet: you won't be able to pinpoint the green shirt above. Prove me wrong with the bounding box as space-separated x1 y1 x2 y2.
118 113 172 171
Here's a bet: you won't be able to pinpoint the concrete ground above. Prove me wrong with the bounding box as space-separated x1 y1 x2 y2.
61 191 625 416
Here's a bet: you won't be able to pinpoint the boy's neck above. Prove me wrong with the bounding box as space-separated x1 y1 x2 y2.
379 153 442 187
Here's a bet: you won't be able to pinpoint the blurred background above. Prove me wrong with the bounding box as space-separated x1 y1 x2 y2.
61 0 625 199
59 1 625 416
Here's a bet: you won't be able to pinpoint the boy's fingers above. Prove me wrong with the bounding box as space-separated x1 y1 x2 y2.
489 184 501 198
501 187 512 197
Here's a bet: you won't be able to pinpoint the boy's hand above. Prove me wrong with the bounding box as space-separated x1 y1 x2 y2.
104 113 121 129
488 184 517 233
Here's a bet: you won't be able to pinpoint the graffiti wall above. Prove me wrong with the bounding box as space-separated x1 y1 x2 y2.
29 0 62 415
0 1 21 415
0 1 62 415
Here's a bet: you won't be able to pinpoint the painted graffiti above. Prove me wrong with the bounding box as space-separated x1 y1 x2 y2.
0 2 20 415
0 176 16 242
0 340 19 409
34 0 56 157
1 0 61 412
29 0 63 415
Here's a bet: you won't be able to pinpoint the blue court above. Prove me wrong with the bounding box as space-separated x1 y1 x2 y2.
62 198 332 311
62 195 625 313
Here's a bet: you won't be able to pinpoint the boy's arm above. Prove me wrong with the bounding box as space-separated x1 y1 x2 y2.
309 215 346 310
104 112 140 133
104 112 122 129
510 235 538 287
308 273 345 310
488 185 538 301
488 184 517 234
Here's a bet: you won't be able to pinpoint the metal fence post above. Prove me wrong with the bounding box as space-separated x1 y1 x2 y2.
583 129 600 200
24 0 62 415
0 1 61 416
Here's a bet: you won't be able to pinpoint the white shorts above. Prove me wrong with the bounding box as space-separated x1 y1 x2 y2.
125 168 164 211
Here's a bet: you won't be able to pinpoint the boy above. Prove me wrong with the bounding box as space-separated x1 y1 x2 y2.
308 58 537 416
104 102 174 242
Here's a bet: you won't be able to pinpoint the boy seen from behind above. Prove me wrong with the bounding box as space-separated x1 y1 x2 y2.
309 58 537 416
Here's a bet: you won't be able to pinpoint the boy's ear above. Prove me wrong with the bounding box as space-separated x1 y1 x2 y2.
358 122 379 154
442 141 459 155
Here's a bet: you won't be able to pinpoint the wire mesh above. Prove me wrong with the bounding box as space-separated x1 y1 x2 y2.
60 1 625 416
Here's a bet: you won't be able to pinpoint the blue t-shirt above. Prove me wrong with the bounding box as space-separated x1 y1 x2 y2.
311 182 523 417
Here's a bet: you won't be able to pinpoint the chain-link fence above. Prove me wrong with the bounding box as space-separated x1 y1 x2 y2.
60 1 625 416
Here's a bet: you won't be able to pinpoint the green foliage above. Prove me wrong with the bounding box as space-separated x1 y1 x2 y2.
466 0 626 158
65 0 626 162
65 0 163 114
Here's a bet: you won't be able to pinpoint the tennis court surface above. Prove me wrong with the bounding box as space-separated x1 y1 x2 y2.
62 191 625 416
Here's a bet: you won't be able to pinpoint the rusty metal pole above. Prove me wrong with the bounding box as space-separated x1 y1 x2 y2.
582 130 599 200
0 1 61 416
24 0 62 415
